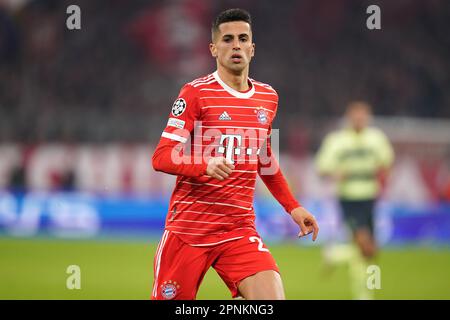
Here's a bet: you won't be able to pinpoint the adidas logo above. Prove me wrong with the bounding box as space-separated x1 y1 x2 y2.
219 111 232 121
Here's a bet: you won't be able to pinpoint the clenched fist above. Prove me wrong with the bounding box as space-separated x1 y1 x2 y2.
206 157 235 181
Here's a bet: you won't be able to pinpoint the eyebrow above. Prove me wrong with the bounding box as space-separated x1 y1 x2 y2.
222 33 250 39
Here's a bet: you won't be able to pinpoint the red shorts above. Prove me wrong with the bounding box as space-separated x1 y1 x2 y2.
151 230 280 300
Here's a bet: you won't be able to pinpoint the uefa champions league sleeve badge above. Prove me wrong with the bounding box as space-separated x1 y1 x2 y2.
171 98 187 117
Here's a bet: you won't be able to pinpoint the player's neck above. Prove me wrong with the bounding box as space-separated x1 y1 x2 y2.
351 126 366 133
216 67 250 92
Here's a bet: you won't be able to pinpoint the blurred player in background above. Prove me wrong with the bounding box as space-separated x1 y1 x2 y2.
316 101 394 299
151 8 319 300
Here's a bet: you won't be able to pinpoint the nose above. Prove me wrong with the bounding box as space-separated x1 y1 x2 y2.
232 38 241 50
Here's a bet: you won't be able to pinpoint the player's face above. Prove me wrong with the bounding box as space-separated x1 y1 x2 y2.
210 21 255 74
347 106 371 131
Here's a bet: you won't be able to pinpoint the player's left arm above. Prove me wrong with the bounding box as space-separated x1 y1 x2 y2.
375 129 395 190
257 132 319 241
377 130 395 170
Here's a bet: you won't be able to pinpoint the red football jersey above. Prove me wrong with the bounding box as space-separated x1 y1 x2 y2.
153 71 299 246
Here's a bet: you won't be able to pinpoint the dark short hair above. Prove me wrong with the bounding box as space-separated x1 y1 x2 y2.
212 8 252 39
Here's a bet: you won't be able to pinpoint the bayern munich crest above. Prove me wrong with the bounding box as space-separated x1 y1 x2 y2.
256 108 268 124
171 98 186 117
160 280 180 299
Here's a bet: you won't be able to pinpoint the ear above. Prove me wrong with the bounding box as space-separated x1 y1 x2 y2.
251 43 255 57
209 43 217 58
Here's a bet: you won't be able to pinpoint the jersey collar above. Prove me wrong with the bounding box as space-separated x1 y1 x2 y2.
213 71 255 99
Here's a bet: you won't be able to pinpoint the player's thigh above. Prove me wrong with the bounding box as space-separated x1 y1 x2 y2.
354 228 377 258
213 233 283 300
341 200 376 237
152 231 210 300
238 270 285 300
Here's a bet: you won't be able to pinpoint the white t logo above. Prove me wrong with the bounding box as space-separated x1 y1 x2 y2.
218 134 242 164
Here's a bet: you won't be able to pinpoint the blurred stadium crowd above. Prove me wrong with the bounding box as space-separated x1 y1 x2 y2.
0 0 449 201
1 0 448 142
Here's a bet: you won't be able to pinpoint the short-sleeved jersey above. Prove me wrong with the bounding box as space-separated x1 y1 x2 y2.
158 71 279 246
315 127 394 200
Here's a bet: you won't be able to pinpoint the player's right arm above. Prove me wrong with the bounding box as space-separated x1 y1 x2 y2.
152 84 234 179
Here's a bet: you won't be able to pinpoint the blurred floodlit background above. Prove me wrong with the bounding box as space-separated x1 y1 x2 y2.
0 0 449 299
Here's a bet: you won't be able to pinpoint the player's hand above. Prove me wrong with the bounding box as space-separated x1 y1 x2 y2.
290 207 319 241
206 157 234 181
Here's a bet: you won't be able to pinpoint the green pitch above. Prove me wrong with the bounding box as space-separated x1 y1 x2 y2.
1 237 449 299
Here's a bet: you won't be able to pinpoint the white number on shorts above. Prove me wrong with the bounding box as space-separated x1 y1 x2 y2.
249 236 270 252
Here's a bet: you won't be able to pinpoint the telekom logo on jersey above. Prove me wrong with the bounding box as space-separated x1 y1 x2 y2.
169 121 280 175
217 134 247 161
